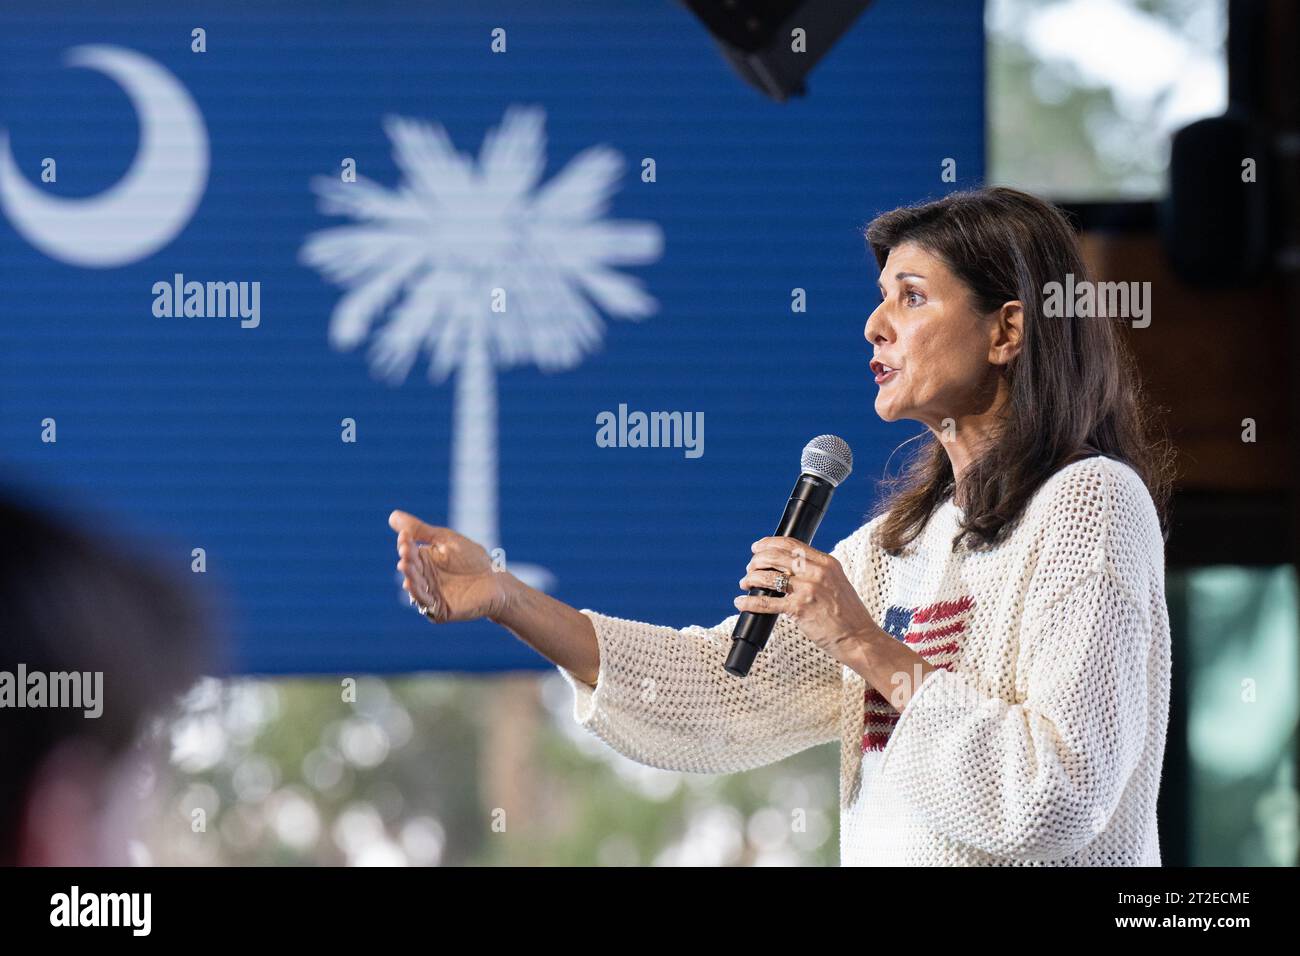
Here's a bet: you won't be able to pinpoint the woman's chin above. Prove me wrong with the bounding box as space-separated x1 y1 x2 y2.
874 397 902 422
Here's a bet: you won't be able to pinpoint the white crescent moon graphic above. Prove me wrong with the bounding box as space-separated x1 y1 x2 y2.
0 45 208 268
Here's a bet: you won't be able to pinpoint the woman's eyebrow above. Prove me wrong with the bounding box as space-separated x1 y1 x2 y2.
877 271 927 293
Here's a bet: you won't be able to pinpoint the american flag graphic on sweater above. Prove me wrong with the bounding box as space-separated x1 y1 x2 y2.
862 594 975 753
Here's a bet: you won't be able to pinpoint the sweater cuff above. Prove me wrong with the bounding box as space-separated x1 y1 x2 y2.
555 608 612 727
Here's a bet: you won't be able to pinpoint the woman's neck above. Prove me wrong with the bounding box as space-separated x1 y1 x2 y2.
929 382 1010 500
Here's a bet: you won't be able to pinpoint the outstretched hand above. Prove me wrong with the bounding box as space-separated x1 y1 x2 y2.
389 510 509 624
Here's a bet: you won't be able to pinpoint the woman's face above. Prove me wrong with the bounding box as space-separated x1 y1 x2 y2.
864 241 1006 429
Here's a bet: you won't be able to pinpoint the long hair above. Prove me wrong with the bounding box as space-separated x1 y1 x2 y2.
863 186 1174 553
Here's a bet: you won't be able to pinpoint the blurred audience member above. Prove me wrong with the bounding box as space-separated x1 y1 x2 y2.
0 489 212 865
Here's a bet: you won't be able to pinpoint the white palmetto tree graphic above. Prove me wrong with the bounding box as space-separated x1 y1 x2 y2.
301 105 663 593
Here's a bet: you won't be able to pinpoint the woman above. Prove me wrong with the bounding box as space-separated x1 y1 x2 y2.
390 186 1175 866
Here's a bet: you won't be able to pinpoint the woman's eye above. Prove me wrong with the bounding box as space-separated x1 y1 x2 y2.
905 290 924 307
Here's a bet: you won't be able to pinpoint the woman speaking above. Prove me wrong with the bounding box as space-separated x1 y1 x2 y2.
389 186 1174 867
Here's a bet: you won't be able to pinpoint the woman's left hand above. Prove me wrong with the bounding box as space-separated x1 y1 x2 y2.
735 536 883 668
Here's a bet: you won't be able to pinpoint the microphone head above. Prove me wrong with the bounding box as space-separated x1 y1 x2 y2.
801 434 853 487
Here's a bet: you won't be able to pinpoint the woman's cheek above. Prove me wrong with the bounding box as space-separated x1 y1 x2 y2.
902 368 926 409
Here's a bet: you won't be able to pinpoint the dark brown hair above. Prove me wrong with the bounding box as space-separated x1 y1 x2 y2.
862 186 1174 553
0 488 213 863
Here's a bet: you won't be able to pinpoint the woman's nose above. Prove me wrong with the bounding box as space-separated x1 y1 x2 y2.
864 304 890 345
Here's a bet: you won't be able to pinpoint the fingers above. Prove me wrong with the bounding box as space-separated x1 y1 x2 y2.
739 568 790 593
389 509 444 543
397 545 439 611
412 572 438 616
750 536 825 561
748 538 831 579
396 551 420 595
399 535 451 576
746 548 793 575
734 592 786 614
396 531 424 564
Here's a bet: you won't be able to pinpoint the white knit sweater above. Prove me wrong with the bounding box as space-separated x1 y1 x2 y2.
557 455 1171 866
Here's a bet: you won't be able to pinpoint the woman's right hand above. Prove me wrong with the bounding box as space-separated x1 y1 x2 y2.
389 510 512 624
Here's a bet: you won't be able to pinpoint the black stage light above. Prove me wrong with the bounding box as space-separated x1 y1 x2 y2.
679 0 874 102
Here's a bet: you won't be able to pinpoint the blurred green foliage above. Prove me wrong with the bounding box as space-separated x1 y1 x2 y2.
138 673 840 866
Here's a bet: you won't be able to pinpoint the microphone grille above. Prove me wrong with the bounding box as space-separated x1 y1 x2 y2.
801 434 853 487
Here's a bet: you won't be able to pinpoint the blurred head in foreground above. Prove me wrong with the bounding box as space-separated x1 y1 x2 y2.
0 489 211 865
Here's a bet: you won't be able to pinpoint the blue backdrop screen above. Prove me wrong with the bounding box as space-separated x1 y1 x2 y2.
0 0 984 674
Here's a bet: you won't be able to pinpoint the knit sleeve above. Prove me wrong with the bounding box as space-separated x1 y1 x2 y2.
554 533 863 774
875 567 1152 861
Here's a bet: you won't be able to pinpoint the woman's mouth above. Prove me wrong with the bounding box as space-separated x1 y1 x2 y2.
870 359 900 386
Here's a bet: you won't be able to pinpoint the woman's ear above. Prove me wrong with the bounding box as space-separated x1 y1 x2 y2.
988 300 1024 366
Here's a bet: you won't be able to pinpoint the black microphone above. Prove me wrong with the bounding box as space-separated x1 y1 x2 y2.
725 435 853 677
